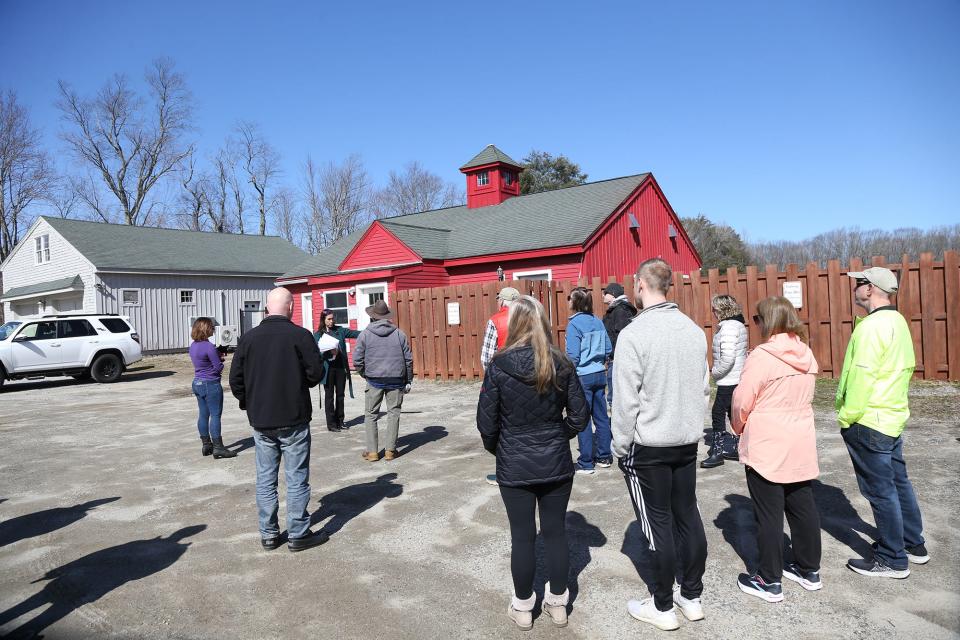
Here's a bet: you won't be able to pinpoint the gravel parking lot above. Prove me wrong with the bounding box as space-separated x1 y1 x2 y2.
1 355 959 639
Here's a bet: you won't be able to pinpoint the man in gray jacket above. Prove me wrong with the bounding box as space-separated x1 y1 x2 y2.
353 300 414 462
612 258 711 631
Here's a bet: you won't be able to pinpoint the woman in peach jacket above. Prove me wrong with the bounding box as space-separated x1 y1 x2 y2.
732 296 822 603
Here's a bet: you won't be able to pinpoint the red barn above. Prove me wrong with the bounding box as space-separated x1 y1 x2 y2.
278 145 700 333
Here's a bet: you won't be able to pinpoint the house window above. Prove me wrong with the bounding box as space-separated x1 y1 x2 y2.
512 269 553 281
179 289 196 305
35 235 51 264
503 171 514 186
476 171 489 187
323 291 349 325
121 289 141 306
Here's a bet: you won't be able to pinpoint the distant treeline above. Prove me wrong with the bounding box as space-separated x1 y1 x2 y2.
681 215 959 272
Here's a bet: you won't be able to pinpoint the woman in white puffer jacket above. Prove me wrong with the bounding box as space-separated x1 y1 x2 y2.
701 294 749 468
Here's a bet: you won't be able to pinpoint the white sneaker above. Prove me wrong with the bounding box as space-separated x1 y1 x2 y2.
485 474 498 486
627 598 679 631
672 586 704 621
576 468 596 475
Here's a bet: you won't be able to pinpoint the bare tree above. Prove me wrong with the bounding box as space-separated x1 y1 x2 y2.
177 152 207 231
301 154 371 253
47 175 80 219
236 121 280 235
0 91 54 261
271 187 300 244
374 160 463 218
57 58 194 226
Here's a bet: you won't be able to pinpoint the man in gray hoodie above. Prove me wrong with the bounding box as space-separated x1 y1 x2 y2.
353 300 414 462
612 258 711 631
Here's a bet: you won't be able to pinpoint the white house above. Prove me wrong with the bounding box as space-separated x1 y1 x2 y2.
1 217 307 352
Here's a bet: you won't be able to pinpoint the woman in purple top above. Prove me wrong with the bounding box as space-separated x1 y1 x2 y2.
189 318 235 459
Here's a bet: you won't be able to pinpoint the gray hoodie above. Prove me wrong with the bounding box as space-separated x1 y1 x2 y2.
611 302 710 456
353 320 414 382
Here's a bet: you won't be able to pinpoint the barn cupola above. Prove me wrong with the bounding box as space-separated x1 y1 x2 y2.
459 144 524 209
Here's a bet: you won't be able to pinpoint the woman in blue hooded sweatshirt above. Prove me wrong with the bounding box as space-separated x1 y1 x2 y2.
565 287 613 473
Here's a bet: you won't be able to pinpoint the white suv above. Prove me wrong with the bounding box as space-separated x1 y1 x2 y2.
0 314 143 389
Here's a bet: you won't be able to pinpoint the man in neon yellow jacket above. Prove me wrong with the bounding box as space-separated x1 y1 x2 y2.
837 267 928 579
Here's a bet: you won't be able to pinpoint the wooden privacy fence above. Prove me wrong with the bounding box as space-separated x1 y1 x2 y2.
393 251 960 381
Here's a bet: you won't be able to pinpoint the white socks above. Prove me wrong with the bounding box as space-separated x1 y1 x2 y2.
511 593 536 612
543 582 570 607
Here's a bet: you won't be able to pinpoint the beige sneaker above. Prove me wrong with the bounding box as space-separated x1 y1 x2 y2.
383 449 398 460
542 583 569 627
508 593 536 631
362 451 379 462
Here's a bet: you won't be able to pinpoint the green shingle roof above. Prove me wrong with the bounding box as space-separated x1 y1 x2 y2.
459 145 524 170
42 217 306 275
281 174 649 279
1 275 83 300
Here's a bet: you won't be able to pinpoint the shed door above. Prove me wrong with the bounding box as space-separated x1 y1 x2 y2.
54 295 83 313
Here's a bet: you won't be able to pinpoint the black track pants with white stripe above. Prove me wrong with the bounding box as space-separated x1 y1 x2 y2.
619 442 707 611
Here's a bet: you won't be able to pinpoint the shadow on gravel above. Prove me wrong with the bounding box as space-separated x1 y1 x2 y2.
620 520 660 598
226 436 255 455
342 410 424 429
812 480 877 558
0 497 121 548
396 425 448 457
714 493 758 571
2 369 175 393
565 511 607 609
311 473 403 537
0 525 205 638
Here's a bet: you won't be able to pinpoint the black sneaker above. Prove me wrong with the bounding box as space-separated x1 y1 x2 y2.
782 563 822 591
261 533 286 551
847 557 910 579
737 573 783 602
596 457 613 468
870 541 930 565
288 529 330 552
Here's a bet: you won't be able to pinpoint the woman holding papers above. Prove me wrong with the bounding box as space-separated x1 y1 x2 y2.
314 309 361 432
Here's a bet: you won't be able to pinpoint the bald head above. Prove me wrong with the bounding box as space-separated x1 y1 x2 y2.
266 287 294 318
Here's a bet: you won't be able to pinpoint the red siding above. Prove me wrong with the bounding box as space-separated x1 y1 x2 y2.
463 164 521 208
448 256 582 285
394 263 450 289
582 179 701 278
339 222 420 271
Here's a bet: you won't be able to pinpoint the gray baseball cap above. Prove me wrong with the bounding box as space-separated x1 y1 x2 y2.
497 286 521 302
846 267 899 293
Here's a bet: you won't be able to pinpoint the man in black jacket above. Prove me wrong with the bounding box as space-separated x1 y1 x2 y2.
602 283 637 412
229 287 326 552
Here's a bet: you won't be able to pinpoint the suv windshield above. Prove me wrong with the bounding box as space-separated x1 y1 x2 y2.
0 321 22 340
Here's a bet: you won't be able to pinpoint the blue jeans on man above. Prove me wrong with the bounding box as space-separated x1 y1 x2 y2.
254 425 312 540
192 379 223 439
842 422 925 570
576 371 612 470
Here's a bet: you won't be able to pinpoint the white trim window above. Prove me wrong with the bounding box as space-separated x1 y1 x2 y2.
179 289 196 305
503 170 514 186
476 171 489 187
323 289 350 325
512 269 553 281
35 235 51 264
121 289 141 306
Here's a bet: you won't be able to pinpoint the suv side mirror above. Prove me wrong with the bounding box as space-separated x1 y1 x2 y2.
13 335 27 342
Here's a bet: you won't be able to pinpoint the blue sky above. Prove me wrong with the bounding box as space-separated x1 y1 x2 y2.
2 0 957 241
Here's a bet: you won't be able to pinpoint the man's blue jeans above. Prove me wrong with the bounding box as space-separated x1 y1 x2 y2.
254 425 312 540
606 361 614 409
842 423 925 570
192 379 223 439
576 371 612 469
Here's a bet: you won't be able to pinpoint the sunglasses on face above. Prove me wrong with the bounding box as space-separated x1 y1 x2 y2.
855 279 871 289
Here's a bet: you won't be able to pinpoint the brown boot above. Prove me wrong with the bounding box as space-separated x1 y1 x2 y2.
362 451 380 462
383 449 398 461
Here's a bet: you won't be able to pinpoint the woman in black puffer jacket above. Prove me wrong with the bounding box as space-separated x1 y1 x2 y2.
477 295 588 630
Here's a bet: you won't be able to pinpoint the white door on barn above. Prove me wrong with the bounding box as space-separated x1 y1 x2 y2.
355 283 388 331
301 294 313 331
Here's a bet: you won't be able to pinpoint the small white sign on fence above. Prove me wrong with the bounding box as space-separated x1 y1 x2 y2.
447 302 461 325
783 281 803 308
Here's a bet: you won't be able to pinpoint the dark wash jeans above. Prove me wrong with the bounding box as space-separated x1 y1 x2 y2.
576 370 611 469
842 423 925 570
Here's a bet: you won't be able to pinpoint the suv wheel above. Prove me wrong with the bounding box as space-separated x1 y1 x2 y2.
0 366 5 390
90 354 123 383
